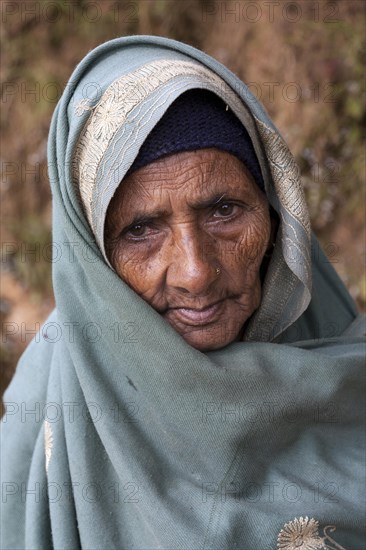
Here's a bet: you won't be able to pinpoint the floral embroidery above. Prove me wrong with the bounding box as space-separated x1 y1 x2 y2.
278 517 346 550
278 517 323 549
44 420 53 473
254 117 311 237
91 93 128 140
75 98 93 116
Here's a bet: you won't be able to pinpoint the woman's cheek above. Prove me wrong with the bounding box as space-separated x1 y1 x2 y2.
244 211 271 265
112 245 141 289
233 226 268 269
119 250 162 297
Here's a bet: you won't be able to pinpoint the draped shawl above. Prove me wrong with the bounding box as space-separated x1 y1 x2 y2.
1 36 365 550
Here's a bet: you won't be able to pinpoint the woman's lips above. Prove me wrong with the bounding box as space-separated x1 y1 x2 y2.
166 300 225 326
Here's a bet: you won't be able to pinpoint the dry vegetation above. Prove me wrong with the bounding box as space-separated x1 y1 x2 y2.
1 0 365 396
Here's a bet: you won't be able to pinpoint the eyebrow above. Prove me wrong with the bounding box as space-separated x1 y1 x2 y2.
189 192 228 209
125 193 229 227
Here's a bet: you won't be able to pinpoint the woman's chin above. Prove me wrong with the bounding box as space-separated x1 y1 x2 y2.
162 297 259 351
169 321 244 352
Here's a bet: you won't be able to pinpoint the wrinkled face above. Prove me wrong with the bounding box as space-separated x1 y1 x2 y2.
105 149 271 351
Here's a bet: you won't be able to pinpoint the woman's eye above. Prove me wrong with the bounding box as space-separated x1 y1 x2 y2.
127 224 147 237
121 221 160 241
214 203 236 217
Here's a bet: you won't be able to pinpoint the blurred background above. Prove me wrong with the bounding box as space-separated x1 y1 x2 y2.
1 0 365 398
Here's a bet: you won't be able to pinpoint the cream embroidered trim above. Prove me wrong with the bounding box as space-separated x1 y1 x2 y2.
243 117 311 341
255 117 310 237
72 59 244 230
44 420 53 473
277 516 346 550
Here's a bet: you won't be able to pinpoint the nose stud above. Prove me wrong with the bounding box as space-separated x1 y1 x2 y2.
215 267 221 276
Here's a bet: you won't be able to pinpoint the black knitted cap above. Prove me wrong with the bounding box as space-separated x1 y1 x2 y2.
127 89 264 190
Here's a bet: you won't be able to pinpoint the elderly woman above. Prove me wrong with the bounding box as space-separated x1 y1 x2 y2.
1 36 364 549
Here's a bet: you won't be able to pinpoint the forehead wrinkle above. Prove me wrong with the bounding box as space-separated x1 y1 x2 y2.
130 161 203 194
132 163 251 207
115 150 263 223
118 175 154 213
126 149 233 190
146 158 200 185
175 155 229 188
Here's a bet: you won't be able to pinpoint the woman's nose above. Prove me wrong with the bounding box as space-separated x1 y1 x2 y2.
166 233 218 295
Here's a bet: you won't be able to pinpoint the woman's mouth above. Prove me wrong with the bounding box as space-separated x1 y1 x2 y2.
166 300 225 326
